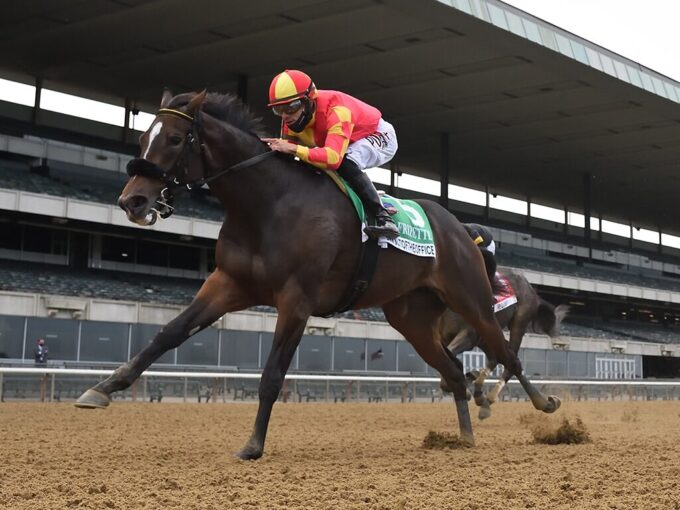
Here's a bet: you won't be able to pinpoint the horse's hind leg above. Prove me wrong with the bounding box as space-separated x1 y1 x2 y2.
472 366 494 420
384 290 475 445
438 266 561 415
75 270 250 408
486 317 530 407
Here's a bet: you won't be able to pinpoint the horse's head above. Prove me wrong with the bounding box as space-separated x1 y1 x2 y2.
119 90 207 226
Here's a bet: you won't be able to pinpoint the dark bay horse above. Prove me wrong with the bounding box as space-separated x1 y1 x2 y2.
438 268 568 419
74 90 560 459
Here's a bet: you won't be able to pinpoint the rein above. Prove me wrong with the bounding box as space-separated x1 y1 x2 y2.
126 107 276 220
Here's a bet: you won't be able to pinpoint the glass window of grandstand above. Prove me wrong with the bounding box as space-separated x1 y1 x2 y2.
397 342 426 374
523 348 546 377
79 321 129 363
298 334 331 372
23 225 67 255
176 327 218 366
101 235 136 263
333 337 365 372
366 339 397 372
0 220 22 251
546 349 567 377
206 249 216 273
168 244 200 272
137 240 169 268
26 317 79 361
0 315 25 359
220 330 260 369
130 323 175 365
568 351 588 378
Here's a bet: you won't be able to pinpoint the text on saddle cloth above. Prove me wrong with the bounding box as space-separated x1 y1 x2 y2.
493 271 518 313
324 172 436 258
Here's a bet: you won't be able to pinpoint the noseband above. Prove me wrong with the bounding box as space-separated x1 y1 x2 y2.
126 107 275 221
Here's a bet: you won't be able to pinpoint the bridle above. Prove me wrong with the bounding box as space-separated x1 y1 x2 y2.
126 107 276 223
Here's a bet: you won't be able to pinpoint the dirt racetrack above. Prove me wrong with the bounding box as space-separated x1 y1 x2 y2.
1 399 680 510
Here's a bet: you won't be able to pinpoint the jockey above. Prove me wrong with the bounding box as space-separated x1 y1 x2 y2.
263 69 400 240
463 223 497 282
464 223 495 255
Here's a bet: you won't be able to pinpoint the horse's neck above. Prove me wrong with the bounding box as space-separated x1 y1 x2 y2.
204 125 313 224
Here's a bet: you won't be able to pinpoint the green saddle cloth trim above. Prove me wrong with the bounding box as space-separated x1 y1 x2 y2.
340 177 436 257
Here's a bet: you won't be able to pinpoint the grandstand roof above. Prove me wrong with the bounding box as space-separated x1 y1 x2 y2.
3 0 680 232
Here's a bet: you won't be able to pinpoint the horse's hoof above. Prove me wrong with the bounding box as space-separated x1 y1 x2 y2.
478 405 492 420
543 395 561 414
460 434 475 447
236 444 263 461
74 389 111 409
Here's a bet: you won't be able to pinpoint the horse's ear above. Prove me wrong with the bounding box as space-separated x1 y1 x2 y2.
187 90 207 115
160 88 173 109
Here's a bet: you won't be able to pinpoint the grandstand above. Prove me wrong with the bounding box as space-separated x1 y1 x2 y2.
1 0 680 389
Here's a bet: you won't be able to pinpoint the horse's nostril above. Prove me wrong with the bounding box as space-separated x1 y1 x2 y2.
120 195 149 214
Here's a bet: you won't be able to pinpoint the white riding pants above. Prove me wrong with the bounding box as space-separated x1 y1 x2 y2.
345 118 398 171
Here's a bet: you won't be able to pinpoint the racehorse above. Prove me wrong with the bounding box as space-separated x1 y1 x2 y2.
438 268 569 419
74 90 560 459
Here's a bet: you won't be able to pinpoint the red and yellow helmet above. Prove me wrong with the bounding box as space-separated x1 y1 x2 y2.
267 69 317 107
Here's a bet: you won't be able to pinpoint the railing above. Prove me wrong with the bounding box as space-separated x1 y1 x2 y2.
1 368 679 404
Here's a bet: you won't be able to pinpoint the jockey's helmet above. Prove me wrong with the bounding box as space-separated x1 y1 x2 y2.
267 70 317 107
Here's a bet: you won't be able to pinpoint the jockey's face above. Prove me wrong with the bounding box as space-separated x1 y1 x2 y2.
281 108 303 126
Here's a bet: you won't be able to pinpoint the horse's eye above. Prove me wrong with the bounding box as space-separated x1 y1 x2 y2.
169 135 183 146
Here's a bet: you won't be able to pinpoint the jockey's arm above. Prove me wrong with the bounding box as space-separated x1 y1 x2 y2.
293 106 355 171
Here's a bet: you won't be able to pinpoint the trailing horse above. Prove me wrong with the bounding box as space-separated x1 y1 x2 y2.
74 90 560 459
438 268 569 419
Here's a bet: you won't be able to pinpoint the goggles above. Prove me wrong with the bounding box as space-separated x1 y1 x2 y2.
272 99 304 116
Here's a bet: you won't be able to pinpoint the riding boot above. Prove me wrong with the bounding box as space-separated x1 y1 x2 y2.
343 169 400 240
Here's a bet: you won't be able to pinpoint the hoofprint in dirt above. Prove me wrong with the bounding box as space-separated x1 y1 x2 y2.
1 400 679 510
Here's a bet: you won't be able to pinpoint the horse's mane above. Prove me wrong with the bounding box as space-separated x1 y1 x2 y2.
169 92 265 136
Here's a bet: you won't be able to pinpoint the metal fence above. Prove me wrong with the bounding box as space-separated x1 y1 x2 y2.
2 368 680 404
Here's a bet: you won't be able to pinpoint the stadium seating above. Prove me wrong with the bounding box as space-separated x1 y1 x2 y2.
3 159 680 345
497 251 680 293
0 258 200 305
0 163 225 222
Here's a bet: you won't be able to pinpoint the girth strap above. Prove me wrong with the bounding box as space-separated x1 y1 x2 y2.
320 237 380 317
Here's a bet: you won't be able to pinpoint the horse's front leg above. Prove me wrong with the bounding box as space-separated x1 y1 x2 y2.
237 288 312 460
75 270 251 408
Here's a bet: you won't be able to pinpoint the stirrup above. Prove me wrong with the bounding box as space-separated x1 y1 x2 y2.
364 217 399 240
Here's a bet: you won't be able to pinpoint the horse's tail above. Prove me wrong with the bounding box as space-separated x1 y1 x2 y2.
480 249 503 294
532 300 570 337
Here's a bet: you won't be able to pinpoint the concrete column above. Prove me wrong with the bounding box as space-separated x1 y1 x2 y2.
32 77 42 125
389 161 398 197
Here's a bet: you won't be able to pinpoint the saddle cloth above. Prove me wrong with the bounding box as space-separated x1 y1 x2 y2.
493 272 518 313
343 181 436 258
